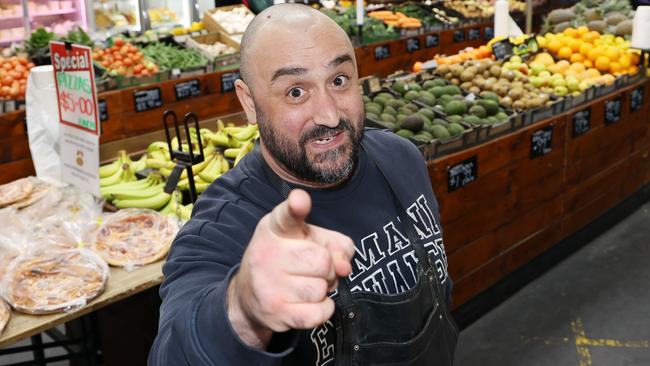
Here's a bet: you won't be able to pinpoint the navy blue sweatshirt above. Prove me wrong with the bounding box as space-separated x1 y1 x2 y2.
149 128 450 365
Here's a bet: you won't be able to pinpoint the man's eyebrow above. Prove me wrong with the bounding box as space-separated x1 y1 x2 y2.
328 54 353 68
270 67 308 83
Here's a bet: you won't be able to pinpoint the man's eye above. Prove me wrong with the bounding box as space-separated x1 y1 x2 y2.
289 88 304 98
333 75 348 87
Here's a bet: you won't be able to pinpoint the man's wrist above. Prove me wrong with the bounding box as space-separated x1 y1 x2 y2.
226 274 274 349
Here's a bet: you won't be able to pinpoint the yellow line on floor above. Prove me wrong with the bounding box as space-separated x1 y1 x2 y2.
571 318 593 366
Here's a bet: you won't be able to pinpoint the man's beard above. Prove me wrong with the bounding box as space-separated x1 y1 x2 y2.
256 105 364 185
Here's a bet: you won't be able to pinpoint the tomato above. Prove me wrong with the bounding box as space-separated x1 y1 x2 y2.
123 57 133 66
114 54 123 61
114 38 124 47
102 60 110 68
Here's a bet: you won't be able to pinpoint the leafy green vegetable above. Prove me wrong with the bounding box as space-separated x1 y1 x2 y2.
25 28 57 59
140 42 208 71
61 27 93 48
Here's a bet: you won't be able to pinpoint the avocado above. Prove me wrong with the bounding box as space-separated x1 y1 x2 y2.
432 79 447 87
381 121 397 130
439 95 454 104
380 113 397 123
386 99 405 109
464 115 482 125
418 108 435 119
444 85 462 96
431 125 451 139
444 100 468 116
395 129 415 138
417 94 436 106
373 96 387 107
415 130 433 140
495 112 509 121
362 95 371 103
469 105 487 118
407 82 421 92
432 118 449 126
477 100 499 116
404 90 419 101
448 123 465 136
392 81 407 95
366 105 382 116
365 102 382 111
404 103 419 113
401 115 425 132
422 80 437 89
366 112 380 121
415 113 431 126
383 106 397 116
376 92 394 100
479 91 500 103
447 115 463 123
431 86 446 98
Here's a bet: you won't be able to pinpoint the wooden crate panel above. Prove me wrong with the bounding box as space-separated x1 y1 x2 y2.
0 158 34 185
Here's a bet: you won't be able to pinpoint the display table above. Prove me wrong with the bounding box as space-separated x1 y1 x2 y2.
0 261 164 348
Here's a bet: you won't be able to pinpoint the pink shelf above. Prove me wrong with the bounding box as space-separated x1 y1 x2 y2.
32 8 77 17
0 15 22 21
0 36 23 44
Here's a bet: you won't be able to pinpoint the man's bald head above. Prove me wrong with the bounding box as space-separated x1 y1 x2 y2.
239 3 353 89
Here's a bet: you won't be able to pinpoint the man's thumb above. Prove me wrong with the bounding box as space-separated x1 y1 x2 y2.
269 189 311 238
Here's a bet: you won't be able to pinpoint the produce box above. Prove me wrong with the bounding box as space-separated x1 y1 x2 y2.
186 32 240 70
203 5 255 36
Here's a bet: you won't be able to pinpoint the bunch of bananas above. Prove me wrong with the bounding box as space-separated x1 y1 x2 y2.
98 122 259 220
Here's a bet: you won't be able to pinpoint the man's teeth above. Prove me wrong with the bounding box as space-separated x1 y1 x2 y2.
315 136 334 145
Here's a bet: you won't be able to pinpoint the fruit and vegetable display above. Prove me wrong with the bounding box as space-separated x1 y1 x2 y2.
322 8 399 41
0 56 34 100
140 42 208 71
363 89 469 142
541 0 634 37
92 38 159 77
442 0 526 18
24 28 57 60
192 41 237 60
170 22 205 36
205 6 255 34
537 28 640 77
368 10 423 29
98 122 258 219
434 45 494 65
148 7 179 27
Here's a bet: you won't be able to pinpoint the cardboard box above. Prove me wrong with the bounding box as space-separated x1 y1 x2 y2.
186 32 240 69
202 5 255 36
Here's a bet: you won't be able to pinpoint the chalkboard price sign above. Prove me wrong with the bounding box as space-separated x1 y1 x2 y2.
530 125 553 158
134 87 163 113
630 87 644 112
453 29 465 43
468 28 481 41
406 38 420 53
425 34 439 48
374 45 391 60
447 155 478 192
175 79 201 101
98 99 108 122
484 27 494 40
604 96 622 125
491 39 514 60
220 72 241 93
572 107 591 137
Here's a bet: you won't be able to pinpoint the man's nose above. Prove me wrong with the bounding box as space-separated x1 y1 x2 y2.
311 89 339 128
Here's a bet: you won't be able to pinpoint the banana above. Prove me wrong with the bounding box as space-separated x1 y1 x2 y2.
147 141 169 154
111 183 165 201
227 137 242 148
99 159 121 178
100 163 131 187
206 131 230 147
234 139 254 167
160 153 215 180
113 190 172 210
131 154 147 173
146 158 176 170
100 176 154 199
224 148 240 159
198 159 222 182
233 125 258 141
217 119 226 131
160 190 182 215
179 203 194 221
220 155 230 173
224 126 246 135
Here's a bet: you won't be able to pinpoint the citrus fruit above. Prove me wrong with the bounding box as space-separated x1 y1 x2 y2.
595 56 611 72
570 53 585 63
558 46 573 59
547 38 563 54
579 42 593 57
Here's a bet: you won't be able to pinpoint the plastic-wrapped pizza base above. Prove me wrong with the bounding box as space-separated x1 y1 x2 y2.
2 249 109 315
92 209 180 268
0 178 34 208
0 299 9 335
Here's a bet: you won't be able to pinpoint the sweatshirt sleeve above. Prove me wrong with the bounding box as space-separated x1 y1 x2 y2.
148 197 299 365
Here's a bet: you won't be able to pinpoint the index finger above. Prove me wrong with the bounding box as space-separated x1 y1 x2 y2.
268 189 311 239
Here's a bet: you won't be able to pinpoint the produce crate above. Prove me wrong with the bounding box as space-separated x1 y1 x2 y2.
527 98 565 124
202 5 254 37
186 32 240 70
364 115 428 157
565 87 596 110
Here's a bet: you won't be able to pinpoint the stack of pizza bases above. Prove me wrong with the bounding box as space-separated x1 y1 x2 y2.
1 249 109 314
0 178 52 210
0 299 9 335
91 209 180 269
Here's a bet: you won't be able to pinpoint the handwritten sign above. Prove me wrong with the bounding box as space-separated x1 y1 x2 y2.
468 28 481 41
572 107 591 137
134 87 163 112
425 34 439 48
484 27 494 40
604 96 622 125
531 125 553 158
453 29 465 43
406 38 420 53
491 39 514 60
447 155 477 192
374 45 391 60
50 41 100 196
630 87 644 113
98 99 108 122
175 79 201 100
220 71 240 93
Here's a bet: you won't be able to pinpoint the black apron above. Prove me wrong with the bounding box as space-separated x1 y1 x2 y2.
254 140 459 365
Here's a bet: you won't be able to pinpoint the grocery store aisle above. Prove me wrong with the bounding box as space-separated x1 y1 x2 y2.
454 201 650 366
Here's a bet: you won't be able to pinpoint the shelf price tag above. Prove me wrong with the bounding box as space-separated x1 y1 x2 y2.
374 45 391 60
134 87 163 112
405 37 420 53
604 95 622 125
50 41 101 196
98 99 108 122
425 34 439 48
221 71 240 93
630 87 644 113
453 29 465 43
491 39 514 60
468 28 481 41
447 155 477 192
530 125 553 159
484 26 494 40
572 107 591 137
175 79 201 100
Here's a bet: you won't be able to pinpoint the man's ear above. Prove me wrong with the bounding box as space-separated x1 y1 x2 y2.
235 79 257 125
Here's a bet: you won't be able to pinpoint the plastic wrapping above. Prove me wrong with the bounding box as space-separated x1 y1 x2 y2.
0 177 54 210
0 248 109 315
0 207 29 280
0 299 9 335
91 209 181 270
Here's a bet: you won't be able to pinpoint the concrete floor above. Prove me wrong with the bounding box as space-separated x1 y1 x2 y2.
454 202 650 366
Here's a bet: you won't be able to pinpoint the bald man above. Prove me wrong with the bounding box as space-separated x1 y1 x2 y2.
149 4 458 365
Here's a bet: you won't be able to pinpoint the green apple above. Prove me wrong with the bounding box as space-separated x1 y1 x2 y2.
579 81 591 91
530 62 546 76
510 55 522 63
567 78 580 92
530 76 544 88
553 78 567 88
554 85 569 96
539 70 552 78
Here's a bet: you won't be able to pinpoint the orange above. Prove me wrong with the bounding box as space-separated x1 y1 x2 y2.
587 68 601 78
595 56 611 72
604 47 620 61
558 46 573 59
628 65 639 75
583 59 594 68
570 53 585 63
582 31 601 43
609 61 621 74
577 26 589 36
413 61 422 73
619 54 631 69
568 39 582 53
588 46 604 62
579 42 593 57
547 38 563 54
570 62 586 73
563 27 579 38
630 53 641 66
